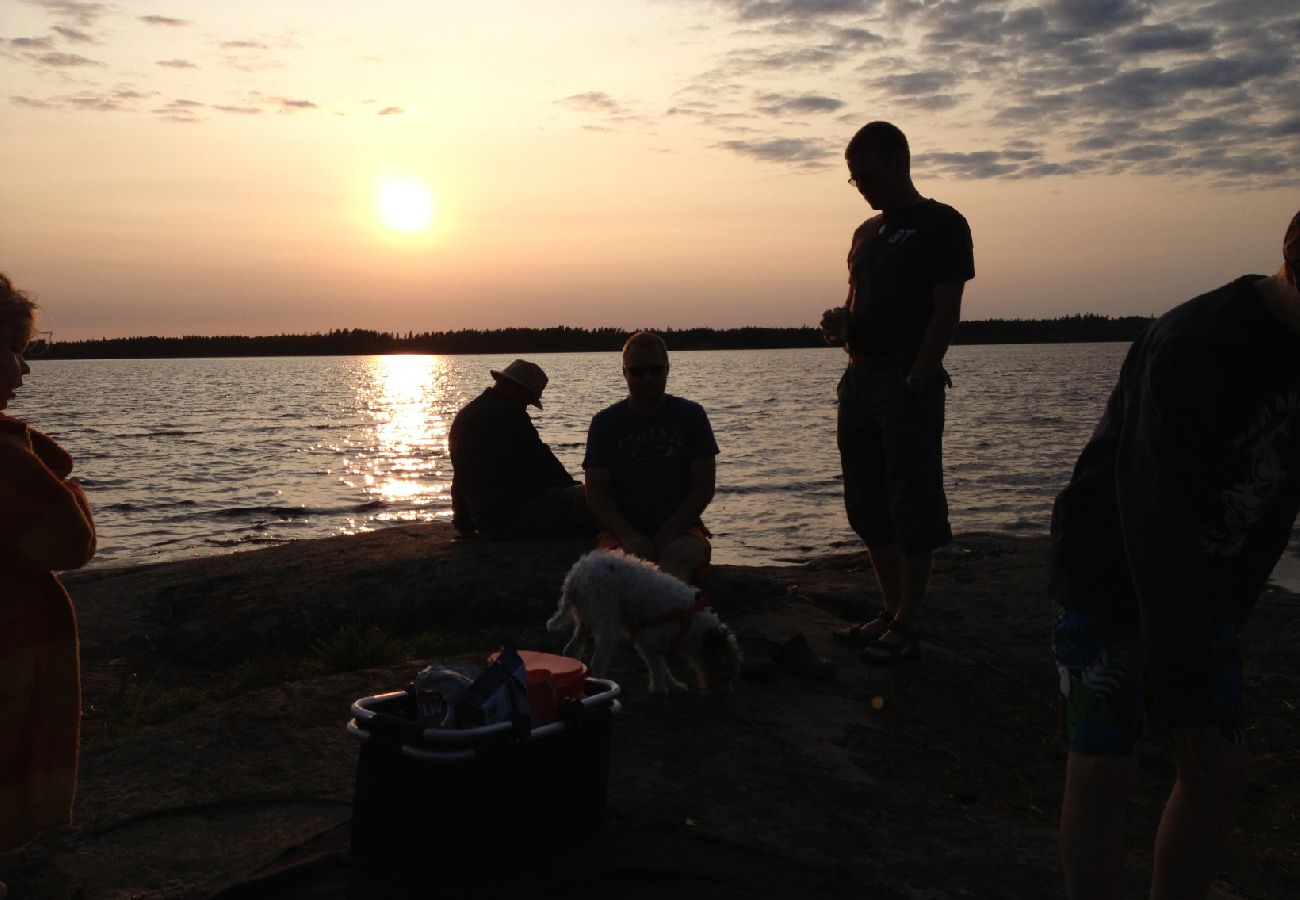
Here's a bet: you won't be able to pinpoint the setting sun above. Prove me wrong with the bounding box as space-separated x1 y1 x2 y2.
378 179 435 232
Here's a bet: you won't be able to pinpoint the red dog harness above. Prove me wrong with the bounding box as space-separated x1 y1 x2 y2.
636 593 710 657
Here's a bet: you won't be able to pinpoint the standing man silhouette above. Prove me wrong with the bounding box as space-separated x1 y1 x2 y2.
822 121 974 665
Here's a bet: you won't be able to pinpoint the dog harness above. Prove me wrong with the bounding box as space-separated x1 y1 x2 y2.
636 592 710 657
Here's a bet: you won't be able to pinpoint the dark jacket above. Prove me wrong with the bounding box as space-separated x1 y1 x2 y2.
448 388 576 536
1049 275 1300 728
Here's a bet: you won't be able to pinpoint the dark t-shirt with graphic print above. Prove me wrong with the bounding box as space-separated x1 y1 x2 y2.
583 395 719 536
846 198 975 358
1049 275 1300 727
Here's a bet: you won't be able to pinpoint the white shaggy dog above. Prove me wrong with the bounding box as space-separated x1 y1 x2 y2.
547 549 742 695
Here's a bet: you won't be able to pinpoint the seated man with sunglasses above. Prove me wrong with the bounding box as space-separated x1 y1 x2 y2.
583 331 719 584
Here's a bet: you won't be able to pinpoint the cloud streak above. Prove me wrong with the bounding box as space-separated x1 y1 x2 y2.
139 15 190 27
654 0 1299 184
7 0 1296 186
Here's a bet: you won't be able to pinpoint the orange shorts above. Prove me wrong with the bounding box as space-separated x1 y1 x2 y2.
596 524 712 582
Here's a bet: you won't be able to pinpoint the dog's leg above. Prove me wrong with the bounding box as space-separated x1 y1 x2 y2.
562 616 588 660
637 644 689 695
588 627 619 678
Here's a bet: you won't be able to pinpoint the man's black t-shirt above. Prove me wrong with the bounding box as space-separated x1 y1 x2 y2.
846 199 975 358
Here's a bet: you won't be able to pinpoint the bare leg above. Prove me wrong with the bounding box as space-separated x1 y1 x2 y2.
865 542 931 627
1060 751 1138 900
1149 730 1248 900
658 533 709 585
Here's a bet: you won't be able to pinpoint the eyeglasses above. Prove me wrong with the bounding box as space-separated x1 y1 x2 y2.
23 331 53 358
623 364 667 378
847 168 876 188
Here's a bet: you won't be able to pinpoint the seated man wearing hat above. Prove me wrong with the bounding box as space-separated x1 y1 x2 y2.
449 359 593 540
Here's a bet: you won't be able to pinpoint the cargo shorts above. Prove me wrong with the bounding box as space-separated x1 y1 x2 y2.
836 366 951 555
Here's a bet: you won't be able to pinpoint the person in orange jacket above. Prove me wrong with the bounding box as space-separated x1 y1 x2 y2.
0 273 96 891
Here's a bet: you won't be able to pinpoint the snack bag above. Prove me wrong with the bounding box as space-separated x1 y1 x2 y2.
456 645 531 732
413 665 474 728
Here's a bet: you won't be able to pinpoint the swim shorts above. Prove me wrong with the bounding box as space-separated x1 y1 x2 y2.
1053 601 1245 755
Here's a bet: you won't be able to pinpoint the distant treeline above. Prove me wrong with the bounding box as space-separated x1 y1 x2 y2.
43 315 1154 359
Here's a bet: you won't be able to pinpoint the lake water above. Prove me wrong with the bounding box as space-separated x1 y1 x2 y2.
15 345 1300 589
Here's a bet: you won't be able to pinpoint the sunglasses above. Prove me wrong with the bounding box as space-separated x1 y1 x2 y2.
623 364 667 378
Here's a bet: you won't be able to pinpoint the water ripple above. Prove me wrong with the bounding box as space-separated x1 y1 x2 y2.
24 344 1289 572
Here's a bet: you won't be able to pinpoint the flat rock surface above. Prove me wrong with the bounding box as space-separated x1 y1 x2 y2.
2 524 1297 898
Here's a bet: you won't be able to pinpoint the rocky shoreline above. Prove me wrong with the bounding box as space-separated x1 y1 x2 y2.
2 524 1296 898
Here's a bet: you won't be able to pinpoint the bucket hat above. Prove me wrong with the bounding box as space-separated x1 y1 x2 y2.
491 359 548 409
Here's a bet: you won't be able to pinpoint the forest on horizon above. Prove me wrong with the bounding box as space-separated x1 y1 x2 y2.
40 315 1156 359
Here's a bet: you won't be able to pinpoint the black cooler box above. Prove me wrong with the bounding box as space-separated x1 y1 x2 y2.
347 677 620 864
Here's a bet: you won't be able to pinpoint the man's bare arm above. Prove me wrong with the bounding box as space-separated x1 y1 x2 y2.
909 280 965 380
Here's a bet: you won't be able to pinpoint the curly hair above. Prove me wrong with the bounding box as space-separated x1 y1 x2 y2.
0 273 37 345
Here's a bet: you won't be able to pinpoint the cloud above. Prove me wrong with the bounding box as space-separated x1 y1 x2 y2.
275 97 317 111
152 98 204 122
377 106 404 115
1077 52 1292 113
1112 23 1214 53
15 88 158 114
867 69 966 110
715 136 835 166
558 91 627 114
212 105 263 114
221 40 268 49
139 15 190 27
754 92 845 116
156 59 197 68
63 91 129 111
658 0 1297 185
1266 116 1300 137
24 0 108 28
714 0 872 21
9 36 56 50
555 91 645 127
36 51 102 67
1049 0 1148 32
51 25 95 43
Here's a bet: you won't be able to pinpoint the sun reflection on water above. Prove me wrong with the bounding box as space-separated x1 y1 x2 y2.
351 354 454 518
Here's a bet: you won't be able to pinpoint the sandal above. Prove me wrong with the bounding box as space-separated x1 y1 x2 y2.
859 623 920 665
832 612 892 647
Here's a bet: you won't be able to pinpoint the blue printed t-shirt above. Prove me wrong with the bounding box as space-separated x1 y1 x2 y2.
582 395 720 535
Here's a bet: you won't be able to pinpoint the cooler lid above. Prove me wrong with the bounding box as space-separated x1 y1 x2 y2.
491 649 588 688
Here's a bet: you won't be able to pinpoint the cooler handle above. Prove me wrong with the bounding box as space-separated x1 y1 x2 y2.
350 679 622 745
394 700 622 763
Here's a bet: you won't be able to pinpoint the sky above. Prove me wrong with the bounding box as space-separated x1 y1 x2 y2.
3 0 1298 341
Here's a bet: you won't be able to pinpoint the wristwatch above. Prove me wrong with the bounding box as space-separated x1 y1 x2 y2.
904 374 926 393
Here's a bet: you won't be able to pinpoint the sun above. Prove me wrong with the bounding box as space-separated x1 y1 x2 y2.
378 179 435 232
